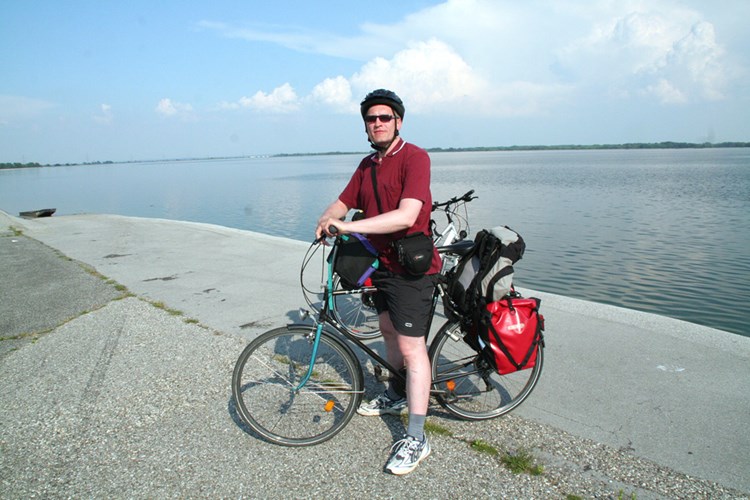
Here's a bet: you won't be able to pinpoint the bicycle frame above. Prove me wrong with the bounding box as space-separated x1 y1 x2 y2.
295 235 478 394
295 236 429 390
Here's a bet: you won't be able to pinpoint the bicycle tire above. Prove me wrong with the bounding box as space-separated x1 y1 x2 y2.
330 275 381 339
232 325 364 446
429 320 543 420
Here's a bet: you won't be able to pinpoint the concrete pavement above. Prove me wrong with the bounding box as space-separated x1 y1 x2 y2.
1 210 748 498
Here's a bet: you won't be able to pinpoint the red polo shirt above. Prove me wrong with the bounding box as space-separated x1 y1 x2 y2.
339 139 441 274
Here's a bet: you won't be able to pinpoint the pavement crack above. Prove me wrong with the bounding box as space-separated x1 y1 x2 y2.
79 322 123 421
143 275 178 282
103 253 131 259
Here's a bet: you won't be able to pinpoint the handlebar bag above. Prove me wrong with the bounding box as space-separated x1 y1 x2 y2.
331 233 379 290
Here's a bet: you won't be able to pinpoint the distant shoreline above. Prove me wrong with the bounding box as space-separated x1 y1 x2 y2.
2 141 749 169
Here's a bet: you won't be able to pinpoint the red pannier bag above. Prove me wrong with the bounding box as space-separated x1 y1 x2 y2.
482 296 544 375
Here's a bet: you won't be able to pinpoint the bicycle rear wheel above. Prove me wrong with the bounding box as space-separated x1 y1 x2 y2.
331 275 381 339
429 321 543 420
232 325 364 446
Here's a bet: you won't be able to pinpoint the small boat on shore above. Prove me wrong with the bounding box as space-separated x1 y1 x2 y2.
19 208 56 219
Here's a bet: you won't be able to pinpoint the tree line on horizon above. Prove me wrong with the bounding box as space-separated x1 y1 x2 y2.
2 141 749 169
425 141 750 153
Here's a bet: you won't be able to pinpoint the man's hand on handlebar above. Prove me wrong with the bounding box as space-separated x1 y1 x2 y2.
314 218 349 243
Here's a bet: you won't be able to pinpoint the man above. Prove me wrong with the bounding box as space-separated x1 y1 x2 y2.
315 89 441 475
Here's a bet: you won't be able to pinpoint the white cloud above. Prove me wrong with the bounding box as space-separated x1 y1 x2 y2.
221 83 300 113
662 21 726 100
644 79 688 104
197 20 382 60
310 77 354 112
156 98 194 117
350 39 485 113
216 37 569 118
555 3 728 104
209 0 742 119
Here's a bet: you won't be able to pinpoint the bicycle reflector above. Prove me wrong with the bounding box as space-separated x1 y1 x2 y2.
324 400 335 412
446 380 456 391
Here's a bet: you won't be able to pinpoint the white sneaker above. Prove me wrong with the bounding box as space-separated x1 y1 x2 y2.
385 434 431 475
357 393 407 416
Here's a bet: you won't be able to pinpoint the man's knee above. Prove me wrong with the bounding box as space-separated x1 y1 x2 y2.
398 335 428 359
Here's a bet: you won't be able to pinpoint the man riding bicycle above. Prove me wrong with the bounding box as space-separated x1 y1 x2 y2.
315 89 441 475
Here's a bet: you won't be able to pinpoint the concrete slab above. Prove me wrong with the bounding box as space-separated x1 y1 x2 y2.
1 210 747 497
0 228 126 356
514 288 750 492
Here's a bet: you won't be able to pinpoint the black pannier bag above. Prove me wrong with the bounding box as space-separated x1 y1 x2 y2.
446 225 525 316
331 232 379 290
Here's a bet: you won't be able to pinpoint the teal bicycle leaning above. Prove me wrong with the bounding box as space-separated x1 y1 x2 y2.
231 221 544 447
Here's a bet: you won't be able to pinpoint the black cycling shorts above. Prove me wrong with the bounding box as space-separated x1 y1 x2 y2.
371 270 438 338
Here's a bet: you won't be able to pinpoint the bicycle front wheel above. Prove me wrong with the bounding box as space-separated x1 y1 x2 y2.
232 325 364 446
429 321 543 420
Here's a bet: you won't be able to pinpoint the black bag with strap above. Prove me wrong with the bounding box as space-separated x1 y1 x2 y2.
446 225 525 317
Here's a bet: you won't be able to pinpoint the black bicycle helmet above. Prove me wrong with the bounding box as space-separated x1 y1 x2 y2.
360 89 405 119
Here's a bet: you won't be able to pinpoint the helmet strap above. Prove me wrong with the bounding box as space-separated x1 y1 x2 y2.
367 128 399 153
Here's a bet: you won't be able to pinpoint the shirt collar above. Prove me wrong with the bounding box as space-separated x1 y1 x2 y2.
369 138 406 162
387 138 406 156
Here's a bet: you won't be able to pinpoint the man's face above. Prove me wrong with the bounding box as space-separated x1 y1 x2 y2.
364 104 401 148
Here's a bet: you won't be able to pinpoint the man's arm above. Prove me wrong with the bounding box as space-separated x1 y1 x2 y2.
315 199 350 239
325 198 422 236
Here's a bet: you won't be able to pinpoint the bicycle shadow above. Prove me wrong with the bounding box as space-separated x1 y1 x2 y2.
227 394 262 439
229 306 482 447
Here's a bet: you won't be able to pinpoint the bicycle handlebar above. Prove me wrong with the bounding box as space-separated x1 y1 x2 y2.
432 189 477 211
318 191 475 243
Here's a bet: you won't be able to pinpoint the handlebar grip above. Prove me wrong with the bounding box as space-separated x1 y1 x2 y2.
314 225 339 244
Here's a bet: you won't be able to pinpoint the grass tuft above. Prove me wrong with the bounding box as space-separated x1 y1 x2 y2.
501 447 544 475
424 420 453 437
470 439 500 456
150 301 184 316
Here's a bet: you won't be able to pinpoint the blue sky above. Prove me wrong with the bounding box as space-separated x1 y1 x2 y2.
1 0 748 164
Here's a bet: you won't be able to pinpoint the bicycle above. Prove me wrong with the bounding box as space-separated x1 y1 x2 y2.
232 228 544 447
322 190 478 340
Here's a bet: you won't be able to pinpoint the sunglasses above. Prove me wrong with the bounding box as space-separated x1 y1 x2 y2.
364 114 397 124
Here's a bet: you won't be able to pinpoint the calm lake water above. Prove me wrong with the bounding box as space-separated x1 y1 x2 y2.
2 148 749 337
